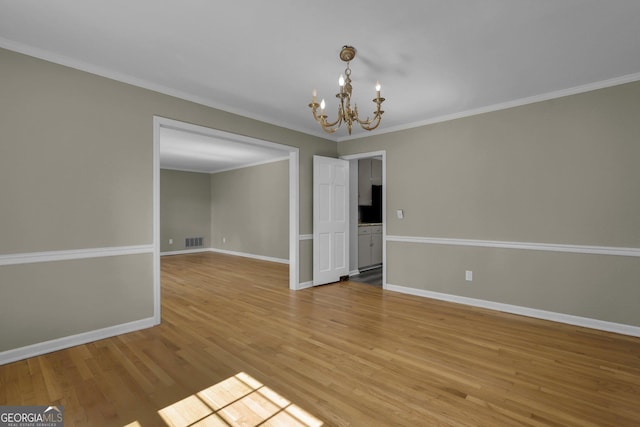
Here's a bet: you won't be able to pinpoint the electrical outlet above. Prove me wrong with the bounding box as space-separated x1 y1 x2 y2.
169 238 173 245
465 270 473 281
223 237 227 244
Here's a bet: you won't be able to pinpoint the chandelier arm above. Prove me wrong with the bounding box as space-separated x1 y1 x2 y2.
320 110 344 134
353 107 379 126
310 102 341 127
354 113 374 126
325 99 345 128
321 115 342 129
309 104 322 122
355 97 385 128
359 113 383 131
320 115 343 134
309 101 344 134
355 112 379 126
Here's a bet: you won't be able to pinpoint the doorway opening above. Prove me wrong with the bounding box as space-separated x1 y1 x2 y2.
153 117 300 324
340 151 386 288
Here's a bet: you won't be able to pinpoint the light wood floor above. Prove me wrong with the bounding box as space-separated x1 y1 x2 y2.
2 252 640 426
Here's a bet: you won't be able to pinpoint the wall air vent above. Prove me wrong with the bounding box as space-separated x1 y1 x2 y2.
185 237 204 248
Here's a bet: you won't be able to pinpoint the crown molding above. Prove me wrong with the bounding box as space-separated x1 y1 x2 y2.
337 71 640 142
3 37 639 144
0 37 333 141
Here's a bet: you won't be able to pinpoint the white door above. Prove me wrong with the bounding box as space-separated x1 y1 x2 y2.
313 155 349 285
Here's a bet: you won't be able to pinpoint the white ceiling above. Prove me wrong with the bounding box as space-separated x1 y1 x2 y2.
160 126 289 173
2 1 640 170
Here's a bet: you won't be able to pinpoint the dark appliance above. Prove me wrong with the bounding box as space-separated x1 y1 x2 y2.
371 185 382 223
360 185 383 223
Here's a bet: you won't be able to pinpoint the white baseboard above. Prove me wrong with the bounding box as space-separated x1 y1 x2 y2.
208 248 289 264
297 281 314 290
160 247 289 264
160 248 211 256
358 264 382 272
0 317 157 366
385 284 640 338
349 269 361 277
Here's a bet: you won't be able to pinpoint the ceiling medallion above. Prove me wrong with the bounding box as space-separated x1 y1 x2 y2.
309 45 385 135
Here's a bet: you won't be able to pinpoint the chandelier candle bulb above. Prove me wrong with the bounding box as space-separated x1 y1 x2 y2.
312 89 317 103
376 81 381 97
320 99 325 114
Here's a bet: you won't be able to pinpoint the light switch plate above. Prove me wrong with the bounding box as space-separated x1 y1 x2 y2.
396 209 404 219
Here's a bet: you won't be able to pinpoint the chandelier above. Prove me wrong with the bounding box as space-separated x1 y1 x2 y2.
309 46 385 135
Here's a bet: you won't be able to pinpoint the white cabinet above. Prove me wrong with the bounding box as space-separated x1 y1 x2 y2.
371 230 383 265
358 158 382 206
358 229 372 268
358 225 383 268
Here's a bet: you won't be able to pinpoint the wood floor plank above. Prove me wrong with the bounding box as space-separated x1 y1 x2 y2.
1 252 639 426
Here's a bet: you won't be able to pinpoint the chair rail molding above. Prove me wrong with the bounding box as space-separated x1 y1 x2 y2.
386 235 640 257
0 244 154 266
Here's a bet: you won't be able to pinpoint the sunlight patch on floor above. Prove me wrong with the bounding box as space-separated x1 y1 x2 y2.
156 372 323 427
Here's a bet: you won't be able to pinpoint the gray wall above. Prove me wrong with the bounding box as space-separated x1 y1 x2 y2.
0 47 335 355
1 255 153 350
160 169 212 252
159 161 289 261
339 81 640 327
211 160 289 260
